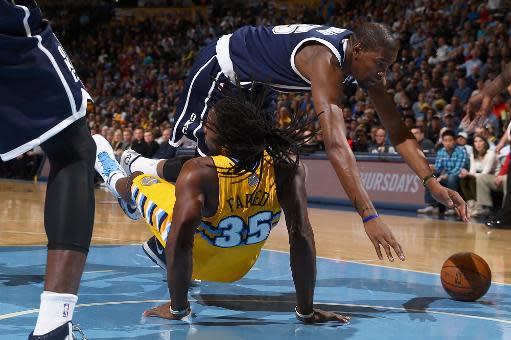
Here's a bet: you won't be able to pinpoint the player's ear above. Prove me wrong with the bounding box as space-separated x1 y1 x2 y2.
352 41 364 59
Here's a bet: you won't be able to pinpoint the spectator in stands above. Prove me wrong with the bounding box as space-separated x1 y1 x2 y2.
426 114 442 145
153 127 175 159
121 128 133 150
474 152 508 218
418 130 468 215
131 127 151 157
144 130 160 158
368 128 396 154
112 129 124 161
474 126 496 150
351 127 369 153
453 77 472 105
411 126 435 154
456 131 473 157
459 135 497 214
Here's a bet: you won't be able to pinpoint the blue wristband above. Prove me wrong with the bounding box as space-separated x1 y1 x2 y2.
362 214 379 223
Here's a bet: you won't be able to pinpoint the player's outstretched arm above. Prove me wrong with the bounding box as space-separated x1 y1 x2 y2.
276 161 349 324
143 159 207 320
367 84 469 222
469 61 511 117
296 45 405 261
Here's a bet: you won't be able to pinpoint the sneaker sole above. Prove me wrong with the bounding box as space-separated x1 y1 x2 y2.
142 241 166 270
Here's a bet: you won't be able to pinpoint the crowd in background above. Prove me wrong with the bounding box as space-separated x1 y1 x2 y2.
1 0 510 216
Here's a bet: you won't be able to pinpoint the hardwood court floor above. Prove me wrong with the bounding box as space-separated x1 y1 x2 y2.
1 179 510 283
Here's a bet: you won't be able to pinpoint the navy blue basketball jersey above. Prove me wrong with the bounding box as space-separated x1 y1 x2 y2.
0 0 91 160
221 24 353 91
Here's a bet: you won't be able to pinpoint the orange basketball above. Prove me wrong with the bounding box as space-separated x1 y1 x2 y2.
440 252 491 301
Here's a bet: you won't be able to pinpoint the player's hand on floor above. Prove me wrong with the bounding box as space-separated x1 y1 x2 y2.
364 219 405 262
296 308 350 324
143 302 190 320
430 184 470 222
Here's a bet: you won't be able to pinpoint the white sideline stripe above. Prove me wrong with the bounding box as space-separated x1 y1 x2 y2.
1 299 510 324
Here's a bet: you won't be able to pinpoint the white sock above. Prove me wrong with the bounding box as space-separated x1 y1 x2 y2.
33 291 78 336
130 156 162 177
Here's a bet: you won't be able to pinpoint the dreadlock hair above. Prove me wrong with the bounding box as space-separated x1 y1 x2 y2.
352 22 398 52
204 81 316 182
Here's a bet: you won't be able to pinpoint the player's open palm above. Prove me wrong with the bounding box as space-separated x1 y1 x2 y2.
364 219 405 262
296 309 350 324
143 302 190 320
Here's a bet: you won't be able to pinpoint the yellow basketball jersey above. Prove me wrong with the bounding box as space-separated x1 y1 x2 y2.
130 153 281 282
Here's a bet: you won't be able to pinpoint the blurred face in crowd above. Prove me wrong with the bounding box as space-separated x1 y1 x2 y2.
113 130 122 143
473 136 487 153
354 128 368 145
475 127 487 138
442 134 455 152
431 117 441 130
161 128 171 143
370 126 379 142
375 128 386 146
144 131 154 143
342 107 352 119
411 127 424 143
123 130 132 143
133 128 144 141
106 129 114 143
456 135 467 146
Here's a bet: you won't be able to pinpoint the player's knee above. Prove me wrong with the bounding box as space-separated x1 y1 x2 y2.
42 117 96 254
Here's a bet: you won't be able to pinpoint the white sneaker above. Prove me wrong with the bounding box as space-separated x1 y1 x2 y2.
444 208 456 216
417 206 439 214
93 135 141 220
471 206 491 217
467 200 476 210
120 149 142 176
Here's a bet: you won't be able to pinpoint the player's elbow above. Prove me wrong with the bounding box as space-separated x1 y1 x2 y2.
324 139 353 162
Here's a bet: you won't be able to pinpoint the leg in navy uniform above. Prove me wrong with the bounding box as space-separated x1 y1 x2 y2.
29 118 96 339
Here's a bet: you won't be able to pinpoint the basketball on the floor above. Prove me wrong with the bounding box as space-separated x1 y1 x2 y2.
440 252 491 301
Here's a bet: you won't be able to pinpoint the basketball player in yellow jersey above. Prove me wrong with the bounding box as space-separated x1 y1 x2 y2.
93 92 374 323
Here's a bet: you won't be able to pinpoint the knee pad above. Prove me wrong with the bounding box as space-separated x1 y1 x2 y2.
41 118 96 254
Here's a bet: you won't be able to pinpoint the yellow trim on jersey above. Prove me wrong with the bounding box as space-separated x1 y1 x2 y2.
130 153 281 282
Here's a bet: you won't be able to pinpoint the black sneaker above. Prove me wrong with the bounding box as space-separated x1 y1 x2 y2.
142 236 166 269
29 322 87 339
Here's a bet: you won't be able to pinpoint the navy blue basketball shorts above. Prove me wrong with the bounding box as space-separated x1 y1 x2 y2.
170 39 277 156
0 2 91 161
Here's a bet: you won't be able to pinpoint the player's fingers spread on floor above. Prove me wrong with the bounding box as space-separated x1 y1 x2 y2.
142 308 158 317
388 239 405 260
372 240 383 260
382 242 394 262
334 313 350 323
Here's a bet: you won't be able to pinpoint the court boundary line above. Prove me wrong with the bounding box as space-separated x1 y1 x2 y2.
1 299 510 325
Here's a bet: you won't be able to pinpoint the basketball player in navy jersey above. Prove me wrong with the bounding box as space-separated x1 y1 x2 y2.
124 24 468 266
1 1 95 338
